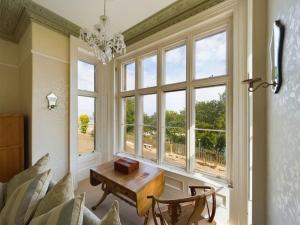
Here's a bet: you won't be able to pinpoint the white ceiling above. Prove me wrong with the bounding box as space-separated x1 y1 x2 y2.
32 0 177 35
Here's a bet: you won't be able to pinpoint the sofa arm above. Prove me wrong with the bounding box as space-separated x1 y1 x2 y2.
0 182 6 210
83 207 101 225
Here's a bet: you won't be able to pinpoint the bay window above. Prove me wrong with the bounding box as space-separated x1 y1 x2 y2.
118 24 231 182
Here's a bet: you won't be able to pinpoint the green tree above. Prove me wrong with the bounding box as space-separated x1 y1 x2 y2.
125 98 135 133
79 114 90 134
124 91 226 155
165 110 186 145
195 92 226 153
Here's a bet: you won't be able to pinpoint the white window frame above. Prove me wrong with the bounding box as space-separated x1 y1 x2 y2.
70 37 103 185
117 18 232 183
77 58 98 155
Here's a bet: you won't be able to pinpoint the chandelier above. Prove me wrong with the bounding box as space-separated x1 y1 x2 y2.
80 0 126 64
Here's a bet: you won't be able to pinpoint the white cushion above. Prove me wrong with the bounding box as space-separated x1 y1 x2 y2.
99 200 122 225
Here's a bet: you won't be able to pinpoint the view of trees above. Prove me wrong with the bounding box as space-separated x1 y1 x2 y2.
124 91 226 158
79 114 90 134
195 92 226 154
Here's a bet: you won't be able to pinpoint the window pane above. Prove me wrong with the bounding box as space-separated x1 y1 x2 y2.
123 97 135 154
78 61 95 91
195 86 226 177
142 55 157 88
142 94 157 161
195 32 227 79
164 90 186 168
78 96 95 155
123 62 135 91
125 125 135 155
165 45 186 84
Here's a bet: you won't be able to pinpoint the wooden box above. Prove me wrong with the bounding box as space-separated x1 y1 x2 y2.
114 157 139 174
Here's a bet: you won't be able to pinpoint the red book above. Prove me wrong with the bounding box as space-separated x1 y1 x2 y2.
114 157 139 174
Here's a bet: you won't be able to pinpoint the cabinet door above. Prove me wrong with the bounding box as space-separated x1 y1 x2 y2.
0 116 23 147
0 115 24 182
0 147 23 182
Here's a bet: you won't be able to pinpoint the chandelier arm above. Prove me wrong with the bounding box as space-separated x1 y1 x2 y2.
79 0 126 64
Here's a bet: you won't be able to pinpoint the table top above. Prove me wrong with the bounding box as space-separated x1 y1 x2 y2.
91 160 164 193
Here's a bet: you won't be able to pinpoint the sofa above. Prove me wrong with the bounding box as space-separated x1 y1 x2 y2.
0 181 101 225
0 154 121 225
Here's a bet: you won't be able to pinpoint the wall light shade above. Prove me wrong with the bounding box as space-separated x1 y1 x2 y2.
46 92 57 110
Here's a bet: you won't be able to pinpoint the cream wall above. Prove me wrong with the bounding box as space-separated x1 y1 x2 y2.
266 0 300 224
19 25 33 166
0 21 76 180
250 0 267 224
31 22 70 180
0 39 20 113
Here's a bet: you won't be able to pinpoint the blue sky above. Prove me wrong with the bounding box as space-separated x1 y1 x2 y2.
195 32 227 78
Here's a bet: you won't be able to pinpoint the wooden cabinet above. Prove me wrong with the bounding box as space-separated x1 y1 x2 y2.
0 114 24 182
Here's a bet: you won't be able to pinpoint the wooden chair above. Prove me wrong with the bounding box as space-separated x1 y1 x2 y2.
148 186 216 225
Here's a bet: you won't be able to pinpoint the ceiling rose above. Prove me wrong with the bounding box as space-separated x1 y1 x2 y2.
80 0 126 64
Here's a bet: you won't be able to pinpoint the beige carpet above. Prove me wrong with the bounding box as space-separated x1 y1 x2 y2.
76 178 155 225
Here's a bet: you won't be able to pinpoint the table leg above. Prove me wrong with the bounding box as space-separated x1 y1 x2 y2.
143 210 151 225
92 183 110 210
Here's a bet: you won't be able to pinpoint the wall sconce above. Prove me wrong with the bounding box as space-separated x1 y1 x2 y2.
46 92 57 110
242 78 277 92
242 20 284 93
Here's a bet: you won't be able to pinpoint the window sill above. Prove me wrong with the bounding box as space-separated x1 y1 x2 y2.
115 152 232 189
78 151 100 162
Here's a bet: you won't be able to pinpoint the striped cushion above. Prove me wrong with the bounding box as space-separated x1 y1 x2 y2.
0 170 52 225
34 173 74 217
6 153 50 201
29 193 85 225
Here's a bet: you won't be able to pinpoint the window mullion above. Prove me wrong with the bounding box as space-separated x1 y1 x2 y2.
157 49 164 165
187 34 194 173
136 95 143 157
135 58 142 157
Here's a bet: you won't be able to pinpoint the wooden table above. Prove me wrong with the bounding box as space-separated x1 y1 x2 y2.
90 160 165 224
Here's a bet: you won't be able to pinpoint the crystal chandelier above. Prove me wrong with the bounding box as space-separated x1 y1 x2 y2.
80 0 126 64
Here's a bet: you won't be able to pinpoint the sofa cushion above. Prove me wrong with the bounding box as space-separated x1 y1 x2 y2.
29 193 85 225
34 173 74 217
99 200 121 225
83 207 101 225
6 153 50 201
0 170 52 225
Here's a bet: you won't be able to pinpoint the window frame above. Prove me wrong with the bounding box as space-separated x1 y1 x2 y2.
117 20 233 183
77 53 98 156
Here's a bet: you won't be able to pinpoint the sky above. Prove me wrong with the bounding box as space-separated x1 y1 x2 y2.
78 61 95 120
78 60 95 91
140 32 227 116
78 32 227 119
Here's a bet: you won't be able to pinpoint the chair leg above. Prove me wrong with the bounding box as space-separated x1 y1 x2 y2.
143 210 150 225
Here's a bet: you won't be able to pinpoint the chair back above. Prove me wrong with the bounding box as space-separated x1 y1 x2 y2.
149 186 216 225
